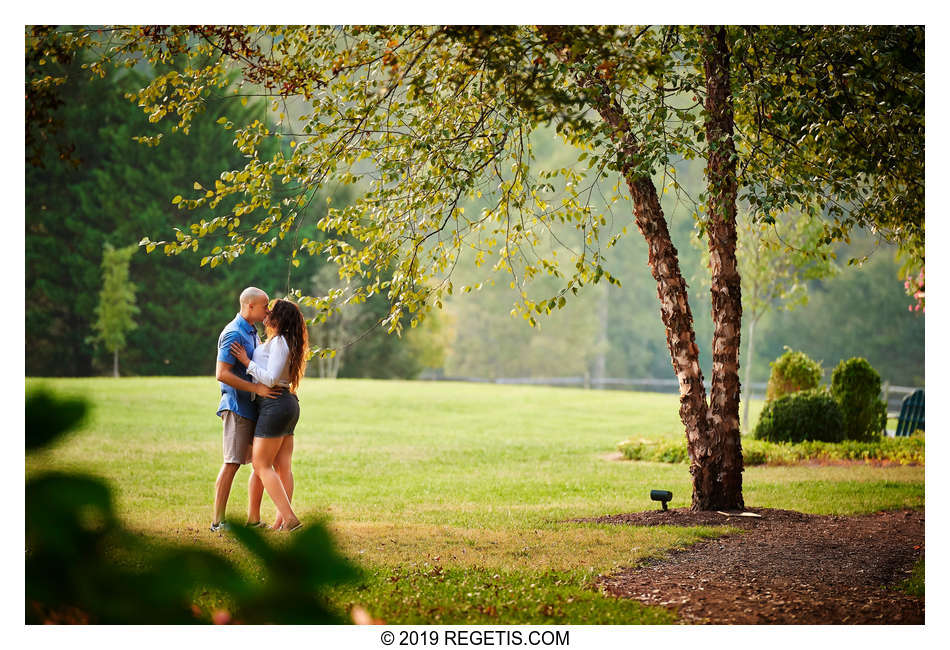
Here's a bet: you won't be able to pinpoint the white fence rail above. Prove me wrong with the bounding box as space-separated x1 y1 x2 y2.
427 375 769 397
425 374 922 413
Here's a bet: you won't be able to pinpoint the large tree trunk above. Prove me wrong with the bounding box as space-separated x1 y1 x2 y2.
540 26 745 510
701 26 744 510
625 177 712 470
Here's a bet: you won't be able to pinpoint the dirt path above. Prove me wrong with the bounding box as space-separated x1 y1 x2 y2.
580 508 924 624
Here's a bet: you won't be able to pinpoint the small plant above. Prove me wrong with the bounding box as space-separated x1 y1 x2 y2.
765 347 823 401
656 443 689 464
898 558 925 598
746 436 924 465
618 436 923 466
617 439 689 464
740 444 768 466
753 388 845 443
831 357 887 441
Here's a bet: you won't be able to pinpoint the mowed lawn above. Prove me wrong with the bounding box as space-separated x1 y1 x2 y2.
26 377 925 623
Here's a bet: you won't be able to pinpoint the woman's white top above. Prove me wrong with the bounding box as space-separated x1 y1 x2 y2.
247 335 292 388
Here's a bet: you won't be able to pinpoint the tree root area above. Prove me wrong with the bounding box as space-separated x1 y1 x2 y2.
587 508 924 624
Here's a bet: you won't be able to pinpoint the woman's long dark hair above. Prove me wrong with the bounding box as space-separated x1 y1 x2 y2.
267 299 309 391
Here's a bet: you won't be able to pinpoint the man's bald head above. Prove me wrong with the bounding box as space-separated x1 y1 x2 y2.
240 287 268 307
239 287 270 324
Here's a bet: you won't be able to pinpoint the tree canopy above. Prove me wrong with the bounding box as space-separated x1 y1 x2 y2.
731 26 924 266
44 25 916 341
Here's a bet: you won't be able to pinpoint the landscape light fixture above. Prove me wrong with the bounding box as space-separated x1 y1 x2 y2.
651 489 673 511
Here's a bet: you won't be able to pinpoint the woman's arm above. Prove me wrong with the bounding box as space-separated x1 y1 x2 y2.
247 336 290 387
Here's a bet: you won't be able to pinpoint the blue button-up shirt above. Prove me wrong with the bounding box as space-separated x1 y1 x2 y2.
216 313 260 420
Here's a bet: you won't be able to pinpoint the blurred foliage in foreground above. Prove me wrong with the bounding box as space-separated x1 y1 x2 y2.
26 387 358 624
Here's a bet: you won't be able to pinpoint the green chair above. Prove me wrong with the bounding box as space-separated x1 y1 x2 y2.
895 389 924 437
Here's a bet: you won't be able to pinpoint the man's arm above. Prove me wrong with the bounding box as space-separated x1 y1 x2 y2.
216 361 280 398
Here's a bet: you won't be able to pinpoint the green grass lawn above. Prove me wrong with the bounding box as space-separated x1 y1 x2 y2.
26 377 925 623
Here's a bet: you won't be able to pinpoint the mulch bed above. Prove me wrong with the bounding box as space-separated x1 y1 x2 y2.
577 508 924 624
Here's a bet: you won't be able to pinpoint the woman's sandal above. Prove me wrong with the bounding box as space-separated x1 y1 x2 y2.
246 521 269 529
286 522 303 532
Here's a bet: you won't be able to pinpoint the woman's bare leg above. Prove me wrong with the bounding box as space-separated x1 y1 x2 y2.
272 436 295 530
251 437 300 529
247 470 264 525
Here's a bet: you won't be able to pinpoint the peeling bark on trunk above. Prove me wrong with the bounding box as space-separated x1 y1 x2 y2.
539 26 746 510
537 27 717 506
625 177 712 456
700 25 744 510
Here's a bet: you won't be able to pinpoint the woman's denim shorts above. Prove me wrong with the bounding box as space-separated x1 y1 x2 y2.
254 388 299 438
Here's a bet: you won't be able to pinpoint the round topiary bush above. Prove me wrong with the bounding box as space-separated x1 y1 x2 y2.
753 388 845 443
765 347 823 401
831 357 887 441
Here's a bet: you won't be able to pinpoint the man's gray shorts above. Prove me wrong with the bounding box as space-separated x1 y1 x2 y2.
221 411 254 464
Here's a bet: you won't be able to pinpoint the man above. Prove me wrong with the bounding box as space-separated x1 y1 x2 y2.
211 287 279 532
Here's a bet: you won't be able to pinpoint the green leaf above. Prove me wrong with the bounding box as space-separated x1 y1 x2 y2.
26 389 89 451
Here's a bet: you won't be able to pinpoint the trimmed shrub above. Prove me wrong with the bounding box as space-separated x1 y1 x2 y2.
831 357 887 441
753 388 845 443
765 347 823 401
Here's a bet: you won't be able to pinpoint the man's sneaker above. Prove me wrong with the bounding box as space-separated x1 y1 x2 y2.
209 521 231 533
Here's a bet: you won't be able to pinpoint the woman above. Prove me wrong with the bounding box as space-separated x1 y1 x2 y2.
230 298 308 532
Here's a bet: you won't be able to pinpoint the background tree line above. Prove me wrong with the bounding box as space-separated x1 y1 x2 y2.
26 46 923 387
440 128 923 387
26 56 433 379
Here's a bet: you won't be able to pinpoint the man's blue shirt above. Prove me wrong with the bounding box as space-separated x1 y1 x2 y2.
216 313 259 420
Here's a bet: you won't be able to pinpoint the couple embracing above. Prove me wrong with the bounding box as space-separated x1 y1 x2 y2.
210 287 308 533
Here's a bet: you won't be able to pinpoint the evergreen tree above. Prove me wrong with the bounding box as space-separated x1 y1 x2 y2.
88 243 139 377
